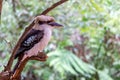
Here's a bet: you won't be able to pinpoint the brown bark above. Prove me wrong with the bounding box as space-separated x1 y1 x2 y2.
0 0 3 21
0 71 10 80
0 0 3 14
11 52 47 80
41 0 68 15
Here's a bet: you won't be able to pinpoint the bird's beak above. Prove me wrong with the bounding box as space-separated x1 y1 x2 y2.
48 22 63 27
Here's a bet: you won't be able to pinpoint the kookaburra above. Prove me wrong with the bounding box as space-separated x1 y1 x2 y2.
15 15 63 59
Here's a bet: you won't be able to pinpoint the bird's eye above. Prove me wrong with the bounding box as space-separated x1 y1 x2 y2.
38 21 45 25
38 21 52 25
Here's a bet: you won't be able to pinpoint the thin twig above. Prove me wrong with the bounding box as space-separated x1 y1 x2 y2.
0 0 3 22
41 0 68 15
0 0 3 14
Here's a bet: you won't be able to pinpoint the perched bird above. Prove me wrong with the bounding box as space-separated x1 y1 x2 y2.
14 15 63 59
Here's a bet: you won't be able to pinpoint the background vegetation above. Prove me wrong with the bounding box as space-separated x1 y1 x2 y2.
0 0 120 80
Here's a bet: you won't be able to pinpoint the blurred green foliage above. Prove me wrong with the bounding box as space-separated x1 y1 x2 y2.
0 0 120 80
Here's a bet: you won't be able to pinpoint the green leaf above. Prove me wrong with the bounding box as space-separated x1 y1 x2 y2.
98 70 113 80
48 49 95 76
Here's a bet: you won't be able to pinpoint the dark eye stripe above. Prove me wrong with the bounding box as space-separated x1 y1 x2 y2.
38 21 45 25
47 21 51 23
38 21 52 25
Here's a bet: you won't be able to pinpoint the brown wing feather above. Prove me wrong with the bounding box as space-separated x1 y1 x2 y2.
15 29 44 59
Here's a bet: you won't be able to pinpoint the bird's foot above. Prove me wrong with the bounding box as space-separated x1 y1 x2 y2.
27 52 48 61
37 51 48 58
37 51 48 61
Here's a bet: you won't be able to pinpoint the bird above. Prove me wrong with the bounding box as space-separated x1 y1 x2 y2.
14 15 63 59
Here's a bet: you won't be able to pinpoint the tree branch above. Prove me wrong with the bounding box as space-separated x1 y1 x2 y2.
41 0 68 15
0 0 3 21
11 52 47 80
4 21 35 72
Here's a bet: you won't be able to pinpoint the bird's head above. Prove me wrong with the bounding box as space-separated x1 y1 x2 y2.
34 15 63 28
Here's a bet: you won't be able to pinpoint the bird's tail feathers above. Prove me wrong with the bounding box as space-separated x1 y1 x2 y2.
14 47 26 59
